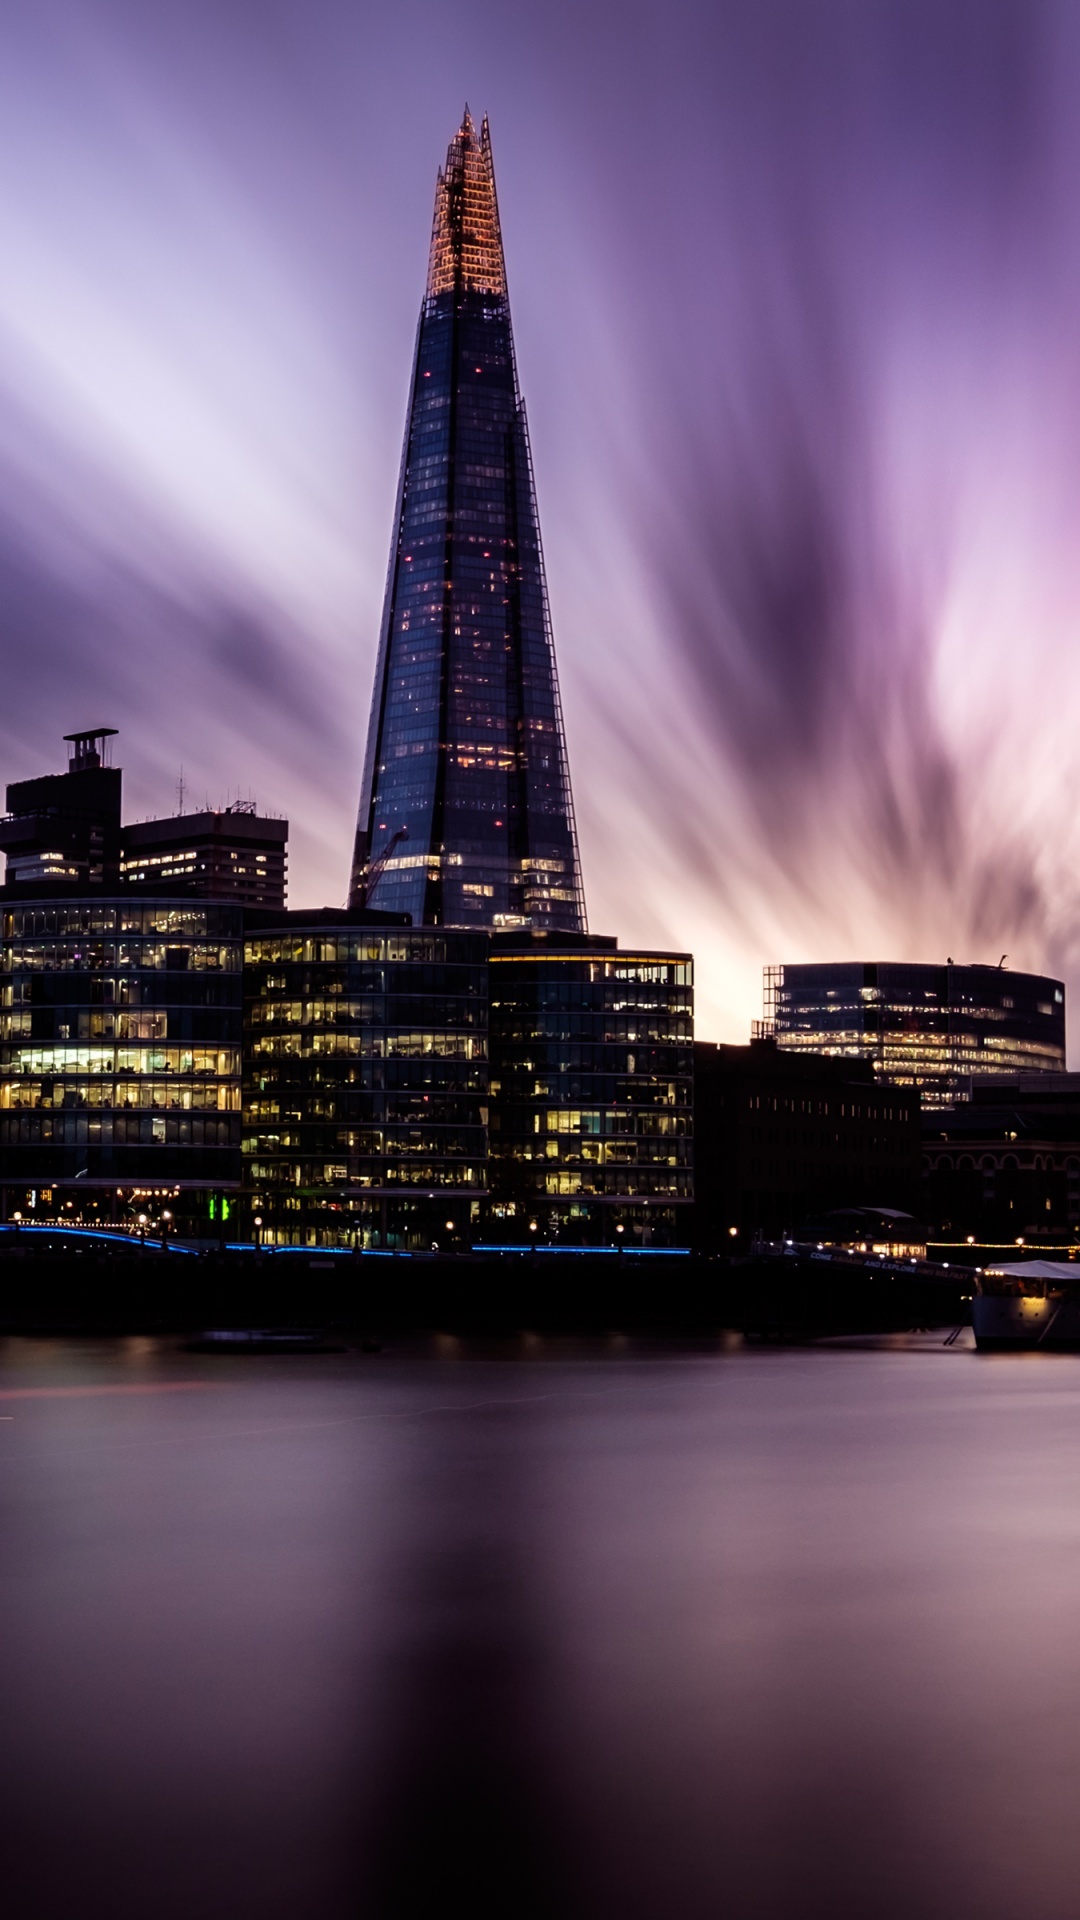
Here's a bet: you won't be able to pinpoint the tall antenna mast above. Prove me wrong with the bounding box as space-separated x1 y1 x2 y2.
177 766 186 814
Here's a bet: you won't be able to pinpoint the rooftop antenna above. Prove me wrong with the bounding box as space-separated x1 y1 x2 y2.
999 954 1008 968
177 766 186 814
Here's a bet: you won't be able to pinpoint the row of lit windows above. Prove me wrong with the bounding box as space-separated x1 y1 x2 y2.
0 1013 169 1040
3 906 238 938
247 1161 485 1189
4 944 239 973
246 1131 482 1158
501 1141 686 1167
1 1080 239 1110
248 1032 483 1061
247 999 485 1031
2 1114 236 1145
1 1046 239 1076
533 1170 691 1198
244 936 484 966
530 1108 691 1137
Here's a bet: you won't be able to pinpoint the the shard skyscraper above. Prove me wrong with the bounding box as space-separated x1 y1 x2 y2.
350 110 586 931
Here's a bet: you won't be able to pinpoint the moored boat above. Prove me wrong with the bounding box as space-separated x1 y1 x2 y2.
973 1261 1080 1350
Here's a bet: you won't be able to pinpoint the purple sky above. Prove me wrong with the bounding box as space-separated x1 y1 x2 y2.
1 0 1079 1041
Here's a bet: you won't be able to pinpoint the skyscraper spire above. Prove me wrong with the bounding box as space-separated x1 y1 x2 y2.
350 113 586 931
427 109 506 299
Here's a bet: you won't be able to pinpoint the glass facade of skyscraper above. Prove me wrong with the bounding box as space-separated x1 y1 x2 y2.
487 937 693 1245
0 898 243 1223
351 111 585 933
243 916 489 1246
762 962 1066 1107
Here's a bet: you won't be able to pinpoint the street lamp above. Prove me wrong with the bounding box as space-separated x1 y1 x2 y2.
137 1213 148 1247
161 1208 172 1252
254 1214 263 1249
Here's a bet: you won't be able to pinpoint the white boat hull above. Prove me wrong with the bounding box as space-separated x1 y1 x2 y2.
973 1293 1080 1350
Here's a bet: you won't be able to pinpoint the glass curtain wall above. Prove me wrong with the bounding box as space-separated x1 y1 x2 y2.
487 943 694 1245
244 922 489 1247
351 110 585 933
0 899 243 1228
764 961 1066 1106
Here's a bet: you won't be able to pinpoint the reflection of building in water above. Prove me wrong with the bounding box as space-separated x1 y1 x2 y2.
487 932 693 1247
760 961 1065 1108
243 910 489 1248
924 1074 1080 1246
0 896 243 1233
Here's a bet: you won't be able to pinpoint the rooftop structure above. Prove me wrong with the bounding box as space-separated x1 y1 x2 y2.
0 730 122 889
350 109 585 932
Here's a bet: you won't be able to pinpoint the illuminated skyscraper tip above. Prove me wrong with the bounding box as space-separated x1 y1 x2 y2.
427 108 506 299
351 114 586 931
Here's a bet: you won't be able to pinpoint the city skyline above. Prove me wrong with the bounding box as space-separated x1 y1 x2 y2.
1 3 1080 1044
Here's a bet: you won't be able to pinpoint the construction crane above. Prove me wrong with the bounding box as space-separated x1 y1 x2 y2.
352 825 409 909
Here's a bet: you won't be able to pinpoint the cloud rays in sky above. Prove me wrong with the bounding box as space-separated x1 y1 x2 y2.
0 0 1079 1039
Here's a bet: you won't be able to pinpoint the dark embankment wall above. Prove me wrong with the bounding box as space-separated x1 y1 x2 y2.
0 1250 968 1340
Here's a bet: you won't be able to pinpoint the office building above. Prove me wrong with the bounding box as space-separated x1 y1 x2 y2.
350 109 585 932
0 729 122 890
761 961 1065 1107
243 912 489 1247
0 896 243 1232
486 932 693 1245
694 1037 921 1247
923 1074 1080 1246
122 803 288 908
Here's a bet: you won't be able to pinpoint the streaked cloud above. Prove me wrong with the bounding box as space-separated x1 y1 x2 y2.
0 0 1077 1040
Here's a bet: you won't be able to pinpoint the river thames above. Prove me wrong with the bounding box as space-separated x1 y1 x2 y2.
3 1333 1080 1918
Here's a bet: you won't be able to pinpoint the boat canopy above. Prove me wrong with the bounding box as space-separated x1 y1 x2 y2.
985 1260 1080 1281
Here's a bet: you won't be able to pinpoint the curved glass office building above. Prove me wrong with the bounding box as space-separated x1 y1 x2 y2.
762 962 1066 1106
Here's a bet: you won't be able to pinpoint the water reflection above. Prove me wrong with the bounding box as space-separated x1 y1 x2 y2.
2 1338 1080 1917
357 1405 579 1914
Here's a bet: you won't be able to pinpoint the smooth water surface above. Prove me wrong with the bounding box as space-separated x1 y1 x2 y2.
3 1332 1080 1918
